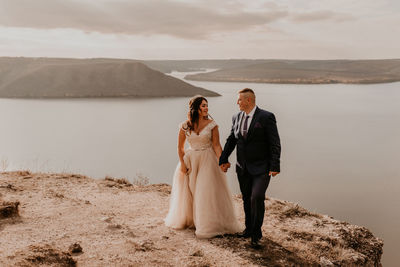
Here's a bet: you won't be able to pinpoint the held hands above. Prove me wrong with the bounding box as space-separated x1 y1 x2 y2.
218 164 279 176
219 163 278 176
220 163 231 172
269 171 280 177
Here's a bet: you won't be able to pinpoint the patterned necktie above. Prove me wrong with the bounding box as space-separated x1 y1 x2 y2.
243 115 249 138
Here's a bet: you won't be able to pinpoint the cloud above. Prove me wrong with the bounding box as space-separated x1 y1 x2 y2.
290 10 355 23
0 0 289 39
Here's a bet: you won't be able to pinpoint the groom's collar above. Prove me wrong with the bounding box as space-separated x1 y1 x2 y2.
244 105 257 117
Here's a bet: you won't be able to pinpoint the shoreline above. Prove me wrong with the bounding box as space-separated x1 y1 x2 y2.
184 76 400 85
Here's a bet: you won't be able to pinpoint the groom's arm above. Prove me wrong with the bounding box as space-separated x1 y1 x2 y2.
266 113 281 173
219 115 238 165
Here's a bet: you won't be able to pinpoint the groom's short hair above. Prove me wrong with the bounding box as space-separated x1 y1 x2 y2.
239 88 255 102
239 88 255 95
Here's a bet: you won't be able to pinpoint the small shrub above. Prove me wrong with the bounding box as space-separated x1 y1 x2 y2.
0 158 9 172
132 173 149 186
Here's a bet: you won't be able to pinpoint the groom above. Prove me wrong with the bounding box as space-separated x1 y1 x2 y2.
219 88 281 248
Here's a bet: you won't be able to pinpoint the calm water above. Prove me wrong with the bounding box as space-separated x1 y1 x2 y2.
0 73 399 265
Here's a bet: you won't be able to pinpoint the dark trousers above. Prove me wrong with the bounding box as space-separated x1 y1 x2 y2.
237 169 271 239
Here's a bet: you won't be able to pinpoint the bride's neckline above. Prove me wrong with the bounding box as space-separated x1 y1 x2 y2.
193 120 213 135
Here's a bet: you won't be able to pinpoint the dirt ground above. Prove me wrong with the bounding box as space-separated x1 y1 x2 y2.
0 171 383 266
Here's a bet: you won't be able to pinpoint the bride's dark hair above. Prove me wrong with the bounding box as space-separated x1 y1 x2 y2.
186 95 209 131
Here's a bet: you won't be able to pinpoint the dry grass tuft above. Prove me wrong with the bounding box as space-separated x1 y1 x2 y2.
104 176 133 188
280 204 323 220
70 174 88 179
141 183 171 195
0 158 9 172
128 240 156 252
2 170 32 176
132 173 150 186
288 230 314 241
336 226 383 264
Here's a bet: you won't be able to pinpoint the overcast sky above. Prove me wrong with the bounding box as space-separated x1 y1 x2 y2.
0 0 399 59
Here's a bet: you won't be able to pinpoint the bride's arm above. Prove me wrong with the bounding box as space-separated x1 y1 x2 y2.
178 128 187 173
211 126 223 158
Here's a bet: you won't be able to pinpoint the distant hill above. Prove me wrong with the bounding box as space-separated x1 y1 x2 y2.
3 58 399 97
183 59 400 84
142 59 268 73
0 57 219 98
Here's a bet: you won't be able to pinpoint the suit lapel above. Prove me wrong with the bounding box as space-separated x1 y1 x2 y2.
245 107 259 141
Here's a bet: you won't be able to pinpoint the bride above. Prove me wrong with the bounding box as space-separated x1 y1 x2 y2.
165 95 242 238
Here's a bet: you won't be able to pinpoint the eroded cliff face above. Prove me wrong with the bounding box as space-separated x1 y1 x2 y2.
0 171 383 266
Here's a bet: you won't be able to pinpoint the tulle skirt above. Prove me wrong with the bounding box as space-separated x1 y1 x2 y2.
164 147 242 238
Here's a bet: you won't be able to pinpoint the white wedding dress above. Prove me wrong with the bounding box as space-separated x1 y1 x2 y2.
165 120 242 238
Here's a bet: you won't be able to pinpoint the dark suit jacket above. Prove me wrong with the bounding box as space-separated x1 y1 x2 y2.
219 107 281 176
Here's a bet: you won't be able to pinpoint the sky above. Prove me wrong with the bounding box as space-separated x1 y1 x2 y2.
0 0 399 60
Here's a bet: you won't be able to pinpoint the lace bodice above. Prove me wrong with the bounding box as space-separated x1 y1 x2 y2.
180 120 217 150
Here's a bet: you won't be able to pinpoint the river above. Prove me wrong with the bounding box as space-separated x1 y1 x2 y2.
0 72 398 265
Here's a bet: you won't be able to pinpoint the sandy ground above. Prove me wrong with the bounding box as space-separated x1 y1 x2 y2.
0 171 383 266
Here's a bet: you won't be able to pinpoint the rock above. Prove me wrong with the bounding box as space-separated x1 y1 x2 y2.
100 216 113 223
0 201 20 219
139 240 155 251
190 249 204 257
128 240 156 252
107 224 122 230
68 243 83 254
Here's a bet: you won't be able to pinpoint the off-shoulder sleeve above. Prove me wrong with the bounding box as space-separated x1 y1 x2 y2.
209 120 218 130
